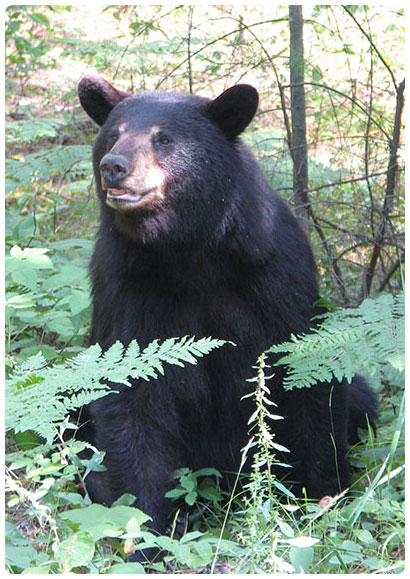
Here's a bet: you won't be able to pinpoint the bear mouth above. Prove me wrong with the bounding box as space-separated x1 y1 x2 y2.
105 187 156 208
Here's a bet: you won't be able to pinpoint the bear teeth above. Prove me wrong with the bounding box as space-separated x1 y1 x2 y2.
107 188 130 197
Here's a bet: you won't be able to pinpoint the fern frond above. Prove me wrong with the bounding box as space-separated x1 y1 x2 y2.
6 117 67 144
6 145 91 191
6 336 228 443
267 292 404 389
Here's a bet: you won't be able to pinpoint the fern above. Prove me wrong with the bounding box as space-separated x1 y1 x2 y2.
6 145 91 191
6 117 67 145
6 336 229 443
267 292 404 389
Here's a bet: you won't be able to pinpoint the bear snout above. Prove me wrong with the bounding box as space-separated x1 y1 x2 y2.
100 153 131 187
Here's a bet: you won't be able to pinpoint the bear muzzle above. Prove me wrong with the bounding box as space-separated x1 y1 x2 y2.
100 153 166 211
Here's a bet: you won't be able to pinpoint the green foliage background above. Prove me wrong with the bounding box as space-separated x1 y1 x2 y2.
5 5 405 575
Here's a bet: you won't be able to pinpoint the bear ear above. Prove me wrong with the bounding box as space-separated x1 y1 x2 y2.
207 84 259 139
78 74 130 126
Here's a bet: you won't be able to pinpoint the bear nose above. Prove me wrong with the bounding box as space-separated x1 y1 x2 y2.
99 154 130 186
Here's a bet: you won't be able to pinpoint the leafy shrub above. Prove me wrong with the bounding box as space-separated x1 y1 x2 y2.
5 238 93 363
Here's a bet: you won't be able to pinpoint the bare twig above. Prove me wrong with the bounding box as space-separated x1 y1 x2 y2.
309 210 349 305
283 81 390 140
360 79 405 298
155 17 288 90
187 6 194 94
377 253 405 292
342 5 398 91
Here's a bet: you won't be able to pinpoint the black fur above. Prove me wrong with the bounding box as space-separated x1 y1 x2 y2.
77 75 377 534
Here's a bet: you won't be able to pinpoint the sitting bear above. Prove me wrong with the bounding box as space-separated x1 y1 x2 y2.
77 75 376 535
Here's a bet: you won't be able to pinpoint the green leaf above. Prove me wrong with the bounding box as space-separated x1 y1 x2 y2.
21 566 52 574
59 504 151 541
111 493 136 507
107 563 146 574
385 351 405 372
43 265 89 290
13 430 44 451
55 530 95 571
285 536 320 548
184 491 198 506
5 292 36 309
50 238 94 251
29 12 50 26
46 314 75 337
5 522 49 570
5 213 36 242
10 246 54 269
289 544 314 573
11 266 38 292
180 474 196 492
276 518 295 538
165 488 187 499
354 528 375 545
193 467 223 478
57 289 90 316
329 539 362 564
180 531 205 543
124 516 142 537
198 479 223 501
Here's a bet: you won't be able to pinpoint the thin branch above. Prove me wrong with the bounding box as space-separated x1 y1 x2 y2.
377 253 404 292
283 81 390 141
360 79 405 298
300 169 395 195
155 17 289 90
186 6 194 94
113 5 184 80
310 210 349 305
364 46 376 237
342 5 398 91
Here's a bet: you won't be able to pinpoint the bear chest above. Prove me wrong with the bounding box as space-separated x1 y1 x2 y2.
92 254 264 352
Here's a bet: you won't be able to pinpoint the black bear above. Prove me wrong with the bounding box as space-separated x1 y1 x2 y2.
77 75 376 534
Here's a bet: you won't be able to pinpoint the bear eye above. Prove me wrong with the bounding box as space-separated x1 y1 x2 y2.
107 128 120 148
155 133 173 146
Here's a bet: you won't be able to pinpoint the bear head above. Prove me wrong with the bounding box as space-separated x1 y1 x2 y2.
78 75 259 245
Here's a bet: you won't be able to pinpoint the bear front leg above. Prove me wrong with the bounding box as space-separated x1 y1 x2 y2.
87 393 186 534
275 382 351 498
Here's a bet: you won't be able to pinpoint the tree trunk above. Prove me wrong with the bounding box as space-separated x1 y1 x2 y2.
289 5 310 236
